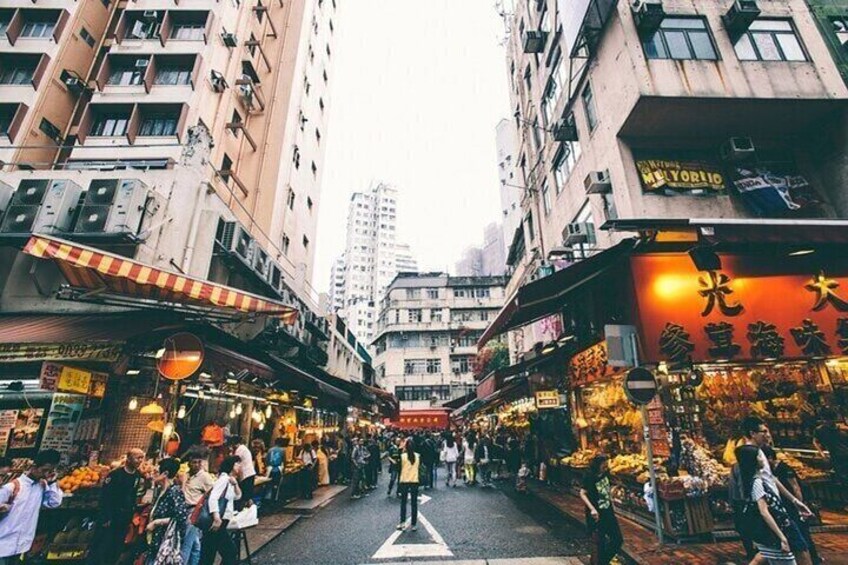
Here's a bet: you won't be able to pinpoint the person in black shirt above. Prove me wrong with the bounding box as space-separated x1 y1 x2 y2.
89 448 145 565
579 454 623 565
814 408 848 485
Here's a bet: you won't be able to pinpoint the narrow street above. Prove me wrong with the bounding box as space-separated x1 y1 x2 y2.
255 468 590 564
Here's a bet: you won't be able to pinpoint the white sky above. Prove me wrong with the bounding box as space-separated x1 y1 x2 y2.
312 0 512 293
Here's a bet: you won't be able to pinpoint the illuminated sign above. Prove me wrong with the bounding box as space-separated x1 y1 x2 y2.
535 390 561 409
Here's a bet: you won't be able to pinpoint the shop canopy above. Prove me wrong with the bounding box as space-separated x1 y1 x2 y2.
478 239 636 347
23 234 298 323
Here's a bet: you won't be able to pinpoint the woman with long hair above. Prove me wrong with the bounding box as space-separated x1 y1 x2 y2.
579 454 623 565
736 444 802 564
442 436 460 488
397 437 421 531
463 433 477 486
200 455 242 565
145 458 188 565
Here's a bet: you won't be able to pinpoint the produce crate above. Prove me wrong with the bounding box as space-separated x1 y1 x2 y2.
685 496 714 535
658 480 686 501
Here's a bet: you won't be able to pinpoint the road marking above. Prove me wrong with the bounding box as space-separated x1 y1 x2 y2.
418 493 431 505
371 513 452 560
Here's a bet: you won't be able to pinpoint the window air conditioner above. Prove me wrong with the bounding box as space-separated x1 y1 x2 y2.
142 10 158 19
135 59 150 68
563 222 595 246
129 21 147 39
221 31 238 47
553 118 578 142
720 137 756 162
73 179 149 236
584 170 612 194
631 0 665 36
210 70 228 93
723 0 761 42
523 30 547 53
0 179 82 236
214 219 255 270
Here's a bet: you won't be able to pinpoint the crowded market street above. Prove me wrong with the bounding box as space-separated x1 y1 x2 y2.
255 468 590 565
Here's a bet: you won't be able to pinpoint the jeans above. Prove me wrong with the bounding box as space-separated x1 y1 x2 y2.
430 463 438 488
181 523 202 565
351 466 364 497
445 461 457 486
399 483 419 526
590 509 623 565
387 465 399 494
478 462 492 485
268 468 283 502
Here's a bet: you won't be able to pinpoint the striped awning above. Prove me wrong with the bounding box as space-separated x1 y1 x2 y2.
23 235 298 323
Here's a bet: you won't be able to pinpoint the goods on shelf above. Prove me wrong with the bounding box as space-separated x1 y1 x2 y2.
560 449 596 468
58 465 110 494
609 454 649 477
778 451 829 481
679 438 729 487
46 516 97 561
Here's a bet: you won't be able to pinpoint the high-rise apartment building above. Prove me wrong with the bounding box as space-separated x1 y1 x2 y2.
327 253 345 313
455 222 506 277
373 273 506 410
495 118 522 262
330 182 418 344
500 0 848 300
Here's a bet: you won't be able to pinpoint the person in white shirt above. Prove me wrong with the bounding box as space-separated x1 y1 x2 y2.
0 449 63 561
227 436 255 509
442 437 460 487
299 441 316 500
200 456 241 565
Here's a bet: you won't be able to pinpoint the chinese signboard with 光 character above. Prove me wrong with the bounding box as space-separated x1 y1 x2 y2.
629 253 848 363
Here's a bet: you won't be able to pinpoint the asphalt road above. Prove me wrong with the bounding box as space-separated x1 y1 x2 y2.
254 466 590 564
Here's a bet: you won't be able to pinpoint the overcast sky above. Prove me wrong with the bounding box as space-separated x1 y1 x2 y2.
312 0 512 293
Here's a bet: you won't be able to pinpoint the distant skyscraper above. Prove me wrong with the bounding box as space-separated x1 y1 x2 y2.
329 182 418 343
496 118 522 258
455 222 506 277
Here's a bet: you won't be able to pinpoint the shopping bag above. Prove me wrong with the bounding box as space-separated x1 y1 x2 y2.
226 504 259 530
153 521 182 565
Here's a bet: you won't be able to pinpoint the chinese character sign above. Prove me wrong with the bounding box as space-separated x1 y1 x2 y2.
630 254 848 363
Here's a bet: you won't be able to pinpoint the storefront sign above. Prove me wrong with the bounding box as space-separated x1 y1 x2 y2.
88 372 108 398
636 158 727 196
568 341 615 386
646 397 670 458
39 362 62 391
40 394 85 452
0 411 18 457
630 253 848 363
0 342 123 363
9 408 43 450
58 367 92 394
535 390 561 409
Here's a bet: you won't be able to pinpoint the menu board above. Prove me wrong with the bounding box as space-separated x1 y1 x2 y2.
0 410 19 456
9 408 44 450
41 394 85 452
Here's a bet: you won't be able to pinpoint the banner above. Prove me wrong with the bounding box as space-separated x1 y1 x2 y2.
0 411 18 457
40 394 85 452
0 342 122 362
730 164 820 216
636 158 727 195
39 362 62 391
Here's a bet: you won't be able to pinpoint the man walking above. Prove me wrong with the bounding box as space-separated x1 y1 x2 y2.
350 438 369 499
387 437 401 497
367 436 381 491
89 448 145 564
182 448 214 565
0 449 62 563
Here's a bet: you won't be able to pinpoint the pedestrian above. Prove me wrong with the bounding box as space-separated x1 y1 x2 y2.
181 449 215 565
729 450 759 562
367 436 381 490
814 408 848 486
89 448 145 564
336 436 350 485
0 449 62 562
228 436 255 509
397 438 420 532
350 438 369 499
764 447 821 565
387 437 401 497
265 438 286 503
516 460 530 493
579 454 623 565
299 440 316 500
463 434 477 486
199 455 242 565
251 439 267 479
442 436 459 487
475 436 493 488
316 440 330 487
145 458 189 565
736 444 803 565
507 435 521 478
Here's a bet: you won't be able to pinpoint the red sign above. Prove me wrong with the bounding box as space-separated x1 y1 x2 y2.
568 341 616 386
630 253 848 363
392 410 450 430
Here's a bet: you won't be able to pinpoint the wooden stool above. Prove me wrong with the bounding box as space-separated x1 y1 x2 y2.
232 527 253 564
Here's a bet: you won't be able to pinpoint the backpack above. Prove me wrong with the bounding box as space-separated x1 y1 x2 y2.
268 448 284 469
0 479 21 521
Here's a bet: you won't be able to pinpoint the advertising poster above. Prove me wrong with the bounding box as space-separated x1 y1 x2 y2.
9 408 44 450
0 410 19 456
41 394 85 452
39 362 62 392
730 164 821 217
635 157 727 196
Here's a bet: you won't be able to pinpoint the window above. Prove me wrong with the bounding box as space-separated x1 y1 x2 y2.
155 61 192 85
642 18 718 61
0 11 11 36
319 98 325 113
292 145 301 168
451 355 473 374
138 114 177 136
734 19 806 62
602 192 618 222
302 235 309 248
315 128 321 143
282 233 290 254
553 138 581 193
406 288 420 299
287 189 295 210
39 118 62 143
432 310 443 322
541 180 551 214
0 62 35 85
426 289 439 299
0 105 17 137
833 17 848 49
526 212 535 242
80 27 96 48
21 13 57 38
426 359 441 374
582 83 598 131
407 309 422 323
91 112 130 136
311 161 317 176
219 154 233 182
170 22 204 40
109 57 148 86
325 44 331 58
404 359 426 375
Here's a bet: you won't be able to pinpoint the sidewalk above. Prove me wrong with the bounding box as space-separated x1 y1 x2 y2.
526 480 848 565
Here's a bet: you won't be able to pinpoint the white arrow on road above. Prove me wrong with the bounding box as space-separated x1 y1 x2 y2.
371 513 452 560
417 493 431 505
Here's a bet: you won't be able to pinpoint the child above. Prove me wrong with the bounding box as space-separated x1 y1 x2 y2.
516 462 530 493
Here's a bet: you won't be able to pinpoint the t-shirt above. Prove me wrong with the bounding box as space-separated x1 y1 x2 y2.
266 447 285 471
100 467 143 521
235 444 256 480
183 470 215 507
582 473 613 517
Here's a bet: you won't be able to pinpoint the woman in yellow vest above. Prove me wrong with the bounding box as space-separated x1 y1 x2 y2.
397 437 420 531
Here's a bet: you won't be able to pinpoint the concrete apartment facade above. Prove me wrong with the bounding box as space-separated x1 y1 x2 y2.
330 182 418 344
373 273 506 410
325 313 374 385
495 117 523 267
0 0 338 348
501 0 848 305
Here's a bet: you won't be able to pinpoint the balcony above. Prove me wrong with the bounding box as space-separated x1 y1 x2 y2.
114 10 212 50
0 102 28 143
94 53 201 102
4 8 69 46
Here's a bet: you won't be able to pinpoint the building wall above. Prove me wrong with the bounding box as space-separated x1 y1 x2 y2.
496 118 523 255
324 313 371 383
372 273 506 410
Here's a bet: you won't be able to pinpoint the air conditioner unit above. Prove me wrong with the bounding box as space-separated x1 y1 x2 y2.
0 179 82 236
63 73 87 95
210 70 228 93
215 219 254 268
252 243 270 279
523 30 547 53
584 169 612 194
73 179 148 236
631 0 665 36
238 82 254 108
723 0 761 41
0 181 14 225
553 119 578 142
563 221 595 246
720 136 756 162
221 31 238 47
129 20 147 39
135 59 150 68
142 10 158 19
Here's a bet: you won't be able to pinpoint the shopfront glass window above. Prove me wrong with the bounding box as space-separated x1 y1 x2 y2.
734 19 807 62
642 18 718 61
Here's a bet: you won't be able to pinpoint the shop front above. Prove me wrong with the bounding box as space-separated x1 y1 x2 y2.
478 220 848 541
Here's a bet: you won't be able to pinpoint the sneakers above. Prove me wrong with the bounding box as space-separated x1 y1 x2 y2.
396 523 405 531
351 495 361 500
411 524 418 531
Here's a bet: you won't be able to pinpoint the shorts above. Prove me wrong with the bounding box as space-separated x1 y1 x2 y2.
783 518 809 555
754 542 797 564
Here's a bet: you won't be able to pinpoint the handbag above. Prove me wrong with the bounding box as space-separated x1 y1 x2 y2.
153 521 182 565
192 484 228 531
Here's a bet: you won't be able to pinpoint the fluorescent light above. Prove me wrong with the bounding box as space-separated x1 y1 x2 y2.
788 249 815 257
126 369 140 376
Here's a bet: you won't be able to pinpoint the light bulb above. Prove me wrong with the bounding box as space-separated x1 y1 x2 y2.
258 422 265 430
128 398 138 411
163 422 174 438
229 408 236 419
265 405 272 418
235 403 243 415
177 405 186 419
